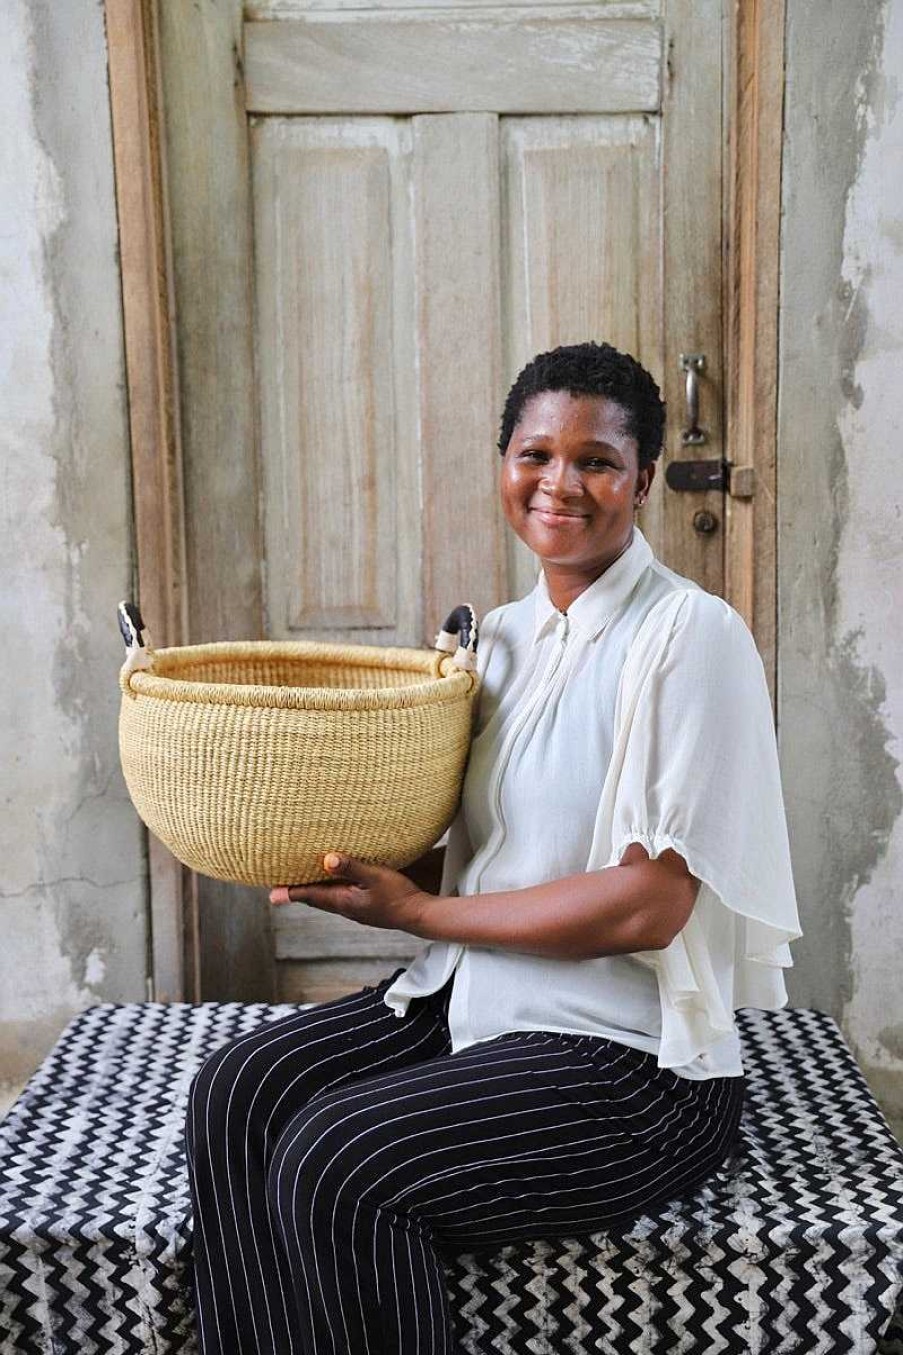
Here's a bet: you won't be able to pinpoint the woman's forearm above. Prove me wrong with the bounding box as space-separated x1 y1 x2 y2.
410 852 700 961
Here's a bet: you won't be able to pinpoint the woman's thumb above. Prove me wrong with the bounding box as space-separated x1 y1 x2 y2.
324 852 370 881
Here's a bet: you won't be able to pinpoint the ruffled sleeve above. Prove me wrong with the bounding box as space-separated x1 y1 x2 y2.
585 588 803 1069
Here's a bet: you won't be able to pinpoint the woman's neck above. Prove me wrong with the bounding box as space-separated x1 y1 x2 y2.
542 530 634 613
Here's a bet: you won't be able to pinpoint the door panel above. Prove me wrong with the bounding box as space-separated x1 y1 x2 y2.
253 119 415 640
501 115 661 599
414 114 507 635
661 0 724 591
243 13 661 114
157 0 730 1002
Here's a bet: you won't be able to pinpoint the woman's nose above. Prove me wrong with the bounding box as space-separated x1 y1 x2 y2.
540 460 583 497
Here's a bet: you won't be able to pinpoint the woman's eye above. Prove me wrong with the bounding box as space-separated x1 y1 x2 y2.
516 451 614 470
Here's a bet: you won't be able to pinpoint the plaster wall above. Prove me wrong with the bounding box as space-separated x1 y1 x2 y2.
779 0 903 1134
1 0 902 1142
0 0 146 1109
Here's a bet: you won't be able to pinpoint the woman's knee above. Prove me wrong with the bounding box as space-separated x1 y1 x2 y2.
185 1039 238 1147
186 1025 281 1153
266 1087 382 1227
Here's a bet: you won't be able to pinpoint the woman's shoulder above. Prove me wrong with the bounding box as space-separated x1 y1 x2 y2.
630 569 763 671
642 559 751 628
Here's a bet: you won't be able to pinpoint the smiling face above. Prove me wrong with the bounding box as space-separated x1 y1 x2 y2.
500 390 655 610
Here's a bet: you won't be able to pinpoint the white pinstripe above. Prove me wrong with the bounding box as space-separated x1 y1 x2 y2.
192 984 742 1355
277 1046 606 1354
265 1009 443 1352
270 1037 738 1355
196 1003 362 1352
189 982 449 1354
278 1041 640 1344
382 1062 728 1221
402 1228 418 1355
391 1211 403 1352
444 1084 739 1243
185 1122 228 1355
410 1221 450 1355
411 1081 733 1236
197 990 388 1354
271 1044 546 1349
271 1019 445 1355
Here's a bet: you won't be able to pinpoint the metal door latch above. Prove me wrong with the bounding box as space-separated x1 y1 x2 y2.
674 352 755 497
666 457 726 492
665 458 756 498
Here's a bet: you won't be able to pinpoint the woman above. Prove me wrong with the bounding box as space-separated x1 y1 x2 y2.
185 341 802 1354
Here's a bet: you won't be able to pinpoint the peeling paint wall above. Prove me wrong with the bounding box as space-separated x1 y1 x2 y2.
0 0 146 1107
779 0 903 1134
1 0 902 1143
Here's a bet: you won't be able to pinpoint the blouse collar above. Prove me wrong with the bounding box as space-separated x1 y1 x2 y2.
532 525 654 644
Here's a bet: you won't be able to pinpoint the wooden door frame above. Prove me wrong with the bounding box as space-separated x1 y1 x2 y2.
105 0 786 1002
106 0 197 1004
724 0 785 698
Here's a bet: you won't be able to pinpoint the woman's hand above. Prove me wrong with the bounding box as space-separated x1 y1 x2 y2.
269 853 431 936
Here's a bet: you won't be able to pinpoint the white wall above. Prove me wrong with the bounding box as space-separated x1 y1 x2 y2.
1 0 902 1140
779 0 903 1133
0 0 146 1109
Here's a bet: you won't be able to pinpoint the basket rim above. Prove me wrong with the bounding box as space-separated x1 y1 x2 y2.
123 639 477 710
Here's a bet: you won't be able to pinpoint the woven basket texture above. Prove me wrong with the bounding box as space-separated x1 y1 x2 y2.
119 640 479 887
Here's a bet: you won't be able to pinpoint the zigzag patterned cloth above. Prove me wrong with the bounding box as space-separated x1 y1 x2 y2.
1 1002 901 1354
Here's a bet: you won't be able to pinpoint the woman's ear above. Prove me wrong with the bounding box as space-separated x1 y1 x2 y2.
638 461 656 501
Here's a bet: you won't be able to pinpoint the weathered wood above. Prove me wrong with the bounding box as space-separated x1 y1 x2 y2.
249 0 659 13
157 0 275 1002
146 0 774 996
105 0 188 1002
277 958 418 1005
244 15 662 115
724 0 784 709
660 0 724 596
414 114 507 642
501 115 661 597
274 908 420 960
252 119 419 644
157 3 262 647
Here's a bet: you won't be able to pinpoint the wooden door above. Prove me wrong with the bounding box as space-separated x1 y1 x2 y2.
120 0 780 1002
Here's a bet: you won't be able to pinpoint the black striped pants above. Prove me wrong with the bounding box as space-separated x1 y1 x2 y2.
184 968 745 1355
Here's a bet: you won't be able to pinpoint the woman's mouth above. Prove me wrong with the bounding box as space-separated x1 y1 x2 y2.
529 508 588 525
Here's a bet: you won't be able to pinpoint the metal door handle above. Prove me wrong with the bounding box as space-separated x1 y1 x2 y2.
680 353 707 445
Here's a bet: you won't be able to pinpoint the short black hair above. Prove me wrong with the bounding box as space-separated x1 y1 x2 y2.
497 341 666 470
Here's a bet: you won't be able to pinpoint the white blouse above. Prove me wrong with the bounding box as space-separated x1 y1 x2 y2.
383 526 803 1080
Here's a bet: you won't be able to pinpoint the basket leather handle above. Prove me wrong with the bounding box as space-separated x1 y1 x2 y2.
118 601 155 695
434 604 479 673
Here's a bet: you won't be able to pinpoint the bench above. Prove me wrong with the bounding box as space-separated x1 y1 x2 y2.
1 1001 902 1354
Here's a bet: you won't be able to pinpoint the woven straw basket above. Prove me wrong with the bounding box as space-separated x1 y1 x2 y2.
117 602 480 887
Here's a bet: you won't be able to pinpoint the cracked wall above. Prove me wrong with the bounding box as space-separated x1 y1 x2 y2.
1 0 902 1141
0 0 146 1105
779 0 903 1134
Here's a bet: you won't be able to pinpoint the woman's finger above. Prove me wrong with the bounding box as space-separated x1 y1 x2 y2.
323 853 383 887
269 882 349 906
269 853 375 905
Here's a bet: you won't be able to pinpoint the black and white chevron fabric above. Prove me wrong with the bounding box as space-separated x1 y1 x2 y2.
1 1002 901 1354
